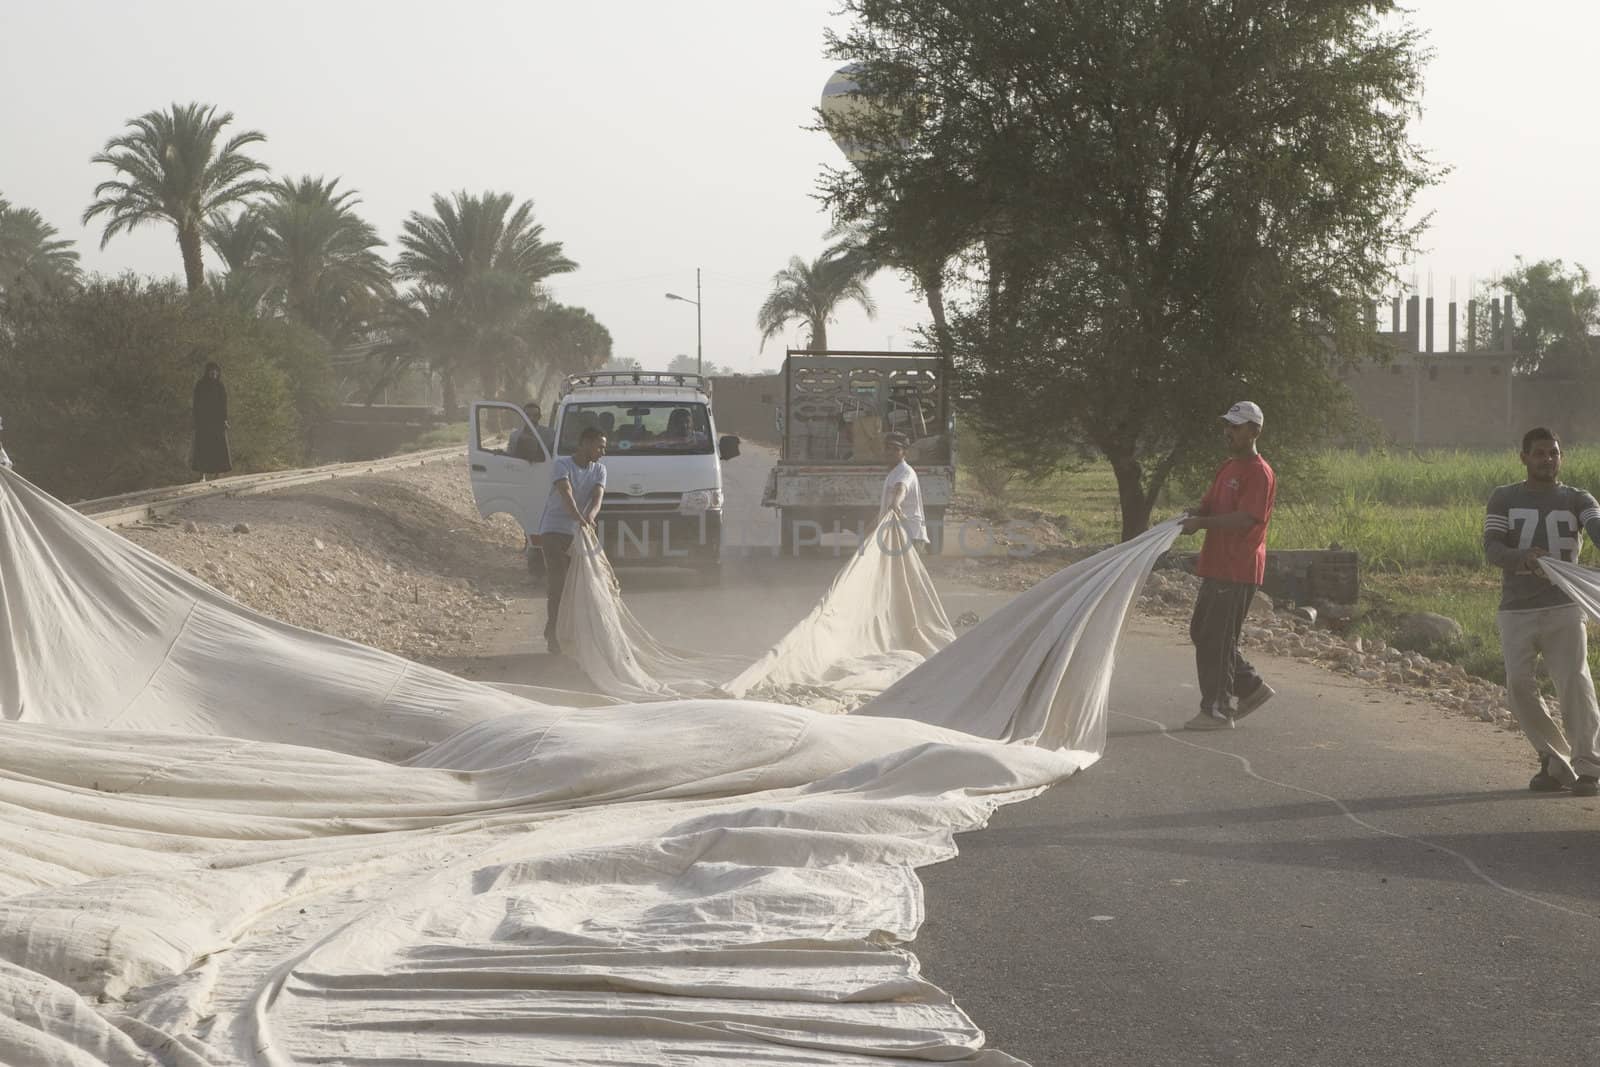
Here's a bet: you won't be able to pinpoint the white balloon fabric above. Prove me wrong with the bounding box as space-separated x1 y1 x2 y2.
820 63 873 164
553 525 749 701
551 507 1181 754
725 513 955 702
1535 556 1600 619
0 467 1177 1065
555 512 956 707
860 520 1186 751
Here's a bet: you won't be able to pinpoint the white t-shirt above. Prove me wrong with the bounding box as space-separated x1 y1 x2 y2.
881 460 927 543
538 456 607 536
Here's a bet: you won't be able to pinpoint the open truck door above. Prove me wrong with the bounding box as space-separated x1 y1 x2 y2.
468 401 552 540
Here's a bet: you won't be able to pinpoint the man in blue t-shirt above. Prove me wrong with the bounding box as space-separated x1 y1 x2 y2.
538 427 608 654
1484 426 1600 796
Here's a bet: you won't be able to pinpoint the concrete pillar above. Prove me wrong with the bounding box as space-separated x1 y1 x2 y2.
1507 356 1515 439
1503 295 1515 353
1491 300 1502 350
1406 296 1420 350
1392 297 1402 335
1412 359 1423 445
1468 299 1477 352
1448 301 1458 352
1425 297 1435 353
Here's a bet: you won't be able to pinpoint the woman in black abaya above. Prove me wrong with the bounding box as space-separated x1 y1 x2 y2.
191 361 232 480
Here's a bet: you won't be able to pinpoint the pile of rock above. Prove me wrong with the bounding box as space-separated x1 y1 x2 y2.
121 464 525 664
1139 568 1513 728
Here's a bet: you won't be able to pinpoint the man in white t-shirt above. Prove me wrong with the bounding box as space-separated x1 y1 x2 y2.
537 427 608 654
880 432 929 552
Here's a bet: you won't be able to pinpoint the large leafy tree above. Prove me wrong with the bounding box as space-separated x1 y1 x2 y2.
207 176 392 346
0 194 80 297
821 0 1438 538
1483 259 1599 377
394 191 578 399
83 103 271 293
755 252 877 351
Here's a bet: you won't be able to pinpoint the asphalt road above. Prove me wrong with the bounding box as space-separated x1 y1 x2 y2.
460 445 1600 1067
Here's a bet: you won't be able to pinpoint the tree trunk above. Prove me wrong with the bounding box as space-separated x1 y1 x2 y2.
1109 454 1154 541
809 320 828 353
921 271 954 357
441 371 460 421
178 224 206 293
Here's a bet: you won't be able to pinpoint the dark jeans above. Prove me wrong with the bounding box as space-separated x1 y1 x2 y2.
1189 578 1266 715
541 532 574 639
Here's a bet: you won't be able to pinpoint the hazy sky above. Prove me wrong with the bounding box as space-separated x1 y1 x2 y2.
3 0 1596 373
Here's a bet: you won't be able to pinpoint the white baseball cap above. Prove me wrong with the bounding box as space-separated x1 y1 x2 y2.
1221 400 1264 428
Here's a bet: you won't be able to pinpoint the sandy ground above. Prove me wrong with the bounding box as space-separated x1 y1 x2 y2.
120 460 528 663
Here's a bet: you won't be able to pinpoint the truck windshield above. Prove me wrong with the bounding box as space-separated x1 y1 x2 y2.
558 402 713 456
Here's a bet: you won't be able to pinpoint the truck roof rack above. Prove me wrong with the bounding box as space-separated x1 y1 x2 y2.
559 371 712 397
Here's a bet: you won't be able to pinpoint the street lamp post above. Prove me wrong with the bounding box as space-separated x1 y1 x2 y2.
664 267 702 375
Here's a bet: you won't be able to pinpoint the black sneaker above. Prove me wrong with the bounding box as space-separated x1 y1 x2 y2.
1574 775 1598 798
1530 754 1567 793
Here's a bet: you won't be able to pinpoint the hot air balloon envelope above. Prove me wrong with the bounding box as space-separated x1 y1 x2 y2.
821 62 901 166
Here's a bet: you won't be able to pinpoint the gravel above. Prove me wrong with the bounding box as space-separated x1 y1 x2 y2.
119 460 527 664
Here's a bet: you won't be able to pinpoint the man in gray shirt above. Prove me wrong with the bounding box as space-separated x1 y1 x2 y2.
538 426 608 655
1484 426 1600 796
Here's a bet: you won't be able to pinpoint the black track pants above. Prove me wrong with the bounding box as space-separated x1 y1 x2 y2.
1189 578 1265 715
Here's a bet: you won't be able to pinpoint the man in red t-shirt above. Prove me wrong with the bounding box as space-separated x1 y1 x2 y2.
1179 401 1278 730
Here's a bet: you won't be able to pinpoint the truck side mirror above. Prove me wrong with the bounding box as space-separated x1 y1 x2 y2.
719 434 742 460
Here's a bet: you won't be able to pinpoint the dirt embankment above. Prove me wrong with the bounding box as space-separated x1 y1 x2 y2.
120 461 529 663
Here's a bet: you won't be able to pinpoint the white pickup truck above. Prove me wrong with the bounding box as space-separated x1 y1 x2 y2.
762 350 954 553
469 372 741 580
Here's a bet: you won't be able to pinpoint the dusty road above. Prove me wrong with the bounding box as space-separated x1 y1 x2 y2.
429 445 1600 1067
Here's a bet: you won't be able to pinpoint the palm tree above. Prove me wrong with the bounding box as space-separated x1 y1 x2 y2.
256 176 391 346
824 217 954 356
204 206 268 273
204 178 391 347
202 206 270 312
396 191 575 292
756 253 877 352
370 287 469 415
83 102 271 292
0 194 80 297
521 300 613 403
395 190 577 397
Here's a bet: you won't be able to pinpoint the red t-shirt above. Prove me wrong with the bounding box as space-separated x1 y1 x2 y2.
1196 453 1276 585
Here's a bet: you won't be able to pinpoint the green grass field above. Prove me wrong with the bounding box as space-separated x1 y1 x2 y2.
966 449 1600 684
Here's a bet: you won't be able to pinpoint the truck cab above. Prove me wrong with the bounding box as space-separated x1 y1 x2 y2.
762 350 954 554
468 372 740 580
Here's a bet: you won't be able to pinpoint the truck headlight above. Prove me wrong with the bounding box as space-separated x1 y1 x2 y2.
679 489 722 514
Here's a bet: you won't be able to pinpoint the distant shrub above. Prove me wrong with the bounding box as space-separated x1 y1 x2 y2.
0 275 328 500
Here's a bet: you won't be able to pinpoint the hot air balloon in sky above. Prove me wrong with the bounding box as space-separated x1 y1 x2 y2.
820 63 874 165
